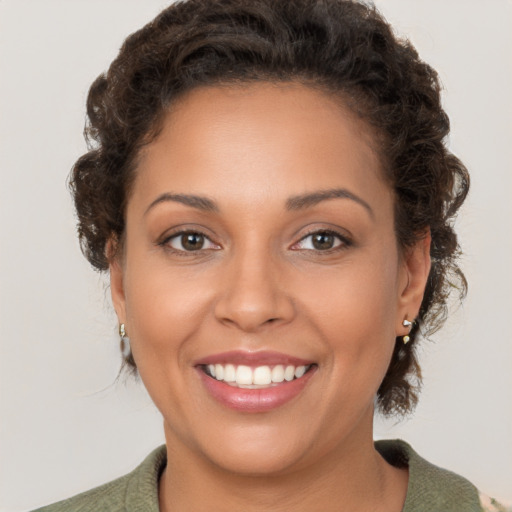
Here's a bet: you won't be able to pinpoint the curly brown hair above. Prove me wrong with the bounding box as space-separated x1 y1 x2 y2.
70 0 469 415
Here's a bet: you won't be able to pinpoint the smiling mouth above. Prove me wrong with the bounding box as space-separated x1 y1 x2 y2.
201 363 316 389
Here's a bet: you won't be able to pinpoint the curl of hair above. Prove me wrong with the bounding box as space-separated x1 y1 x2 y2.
70 0 469 415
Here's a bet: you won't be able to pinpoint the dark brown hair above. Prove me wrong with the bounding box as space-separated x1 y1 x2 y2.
71 0 469 415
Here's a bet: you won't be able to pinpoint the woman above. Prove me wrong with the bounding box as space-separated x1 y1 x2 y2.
18 0 507 510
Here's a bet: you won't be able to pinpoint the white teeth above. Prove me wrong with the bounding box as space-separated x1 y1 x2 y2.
253 366 272 385
294 366 306 378
284 365 295 381
224 364 236 382
236 365 253 385
207 363 311 387
271 365 285 383
215 364 224 381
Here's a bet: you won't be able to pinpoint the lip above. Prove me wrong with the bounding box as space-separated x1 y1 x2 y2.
194 350 314 367
195 352 317 413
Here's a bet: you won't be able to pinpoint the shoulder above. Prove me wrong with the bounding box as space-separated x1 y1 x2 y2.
376 439 510 512
31 445 167 512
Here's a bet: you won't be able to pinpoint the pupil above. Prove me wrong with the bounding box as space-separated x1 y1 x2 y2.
312 233 334 250
182 233 204 251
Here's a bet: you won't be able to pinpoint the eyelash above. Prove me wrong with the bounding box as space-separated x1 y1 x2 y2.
291 228 352 253
159 230 220 256
159 228 352 255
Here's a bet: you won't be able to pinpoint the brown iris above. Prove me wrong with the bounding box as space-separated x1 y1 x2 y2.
181 232 205 251
311 232 336 250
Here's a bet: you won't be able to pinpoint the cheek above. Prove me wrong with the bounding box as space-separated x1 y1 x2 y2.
122 257 214 368
295 252 400 388
299 253 399 330
120 260 219 425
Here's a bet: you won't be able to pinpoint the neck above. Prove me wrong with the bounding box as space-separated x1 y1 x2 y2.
158 412 408 512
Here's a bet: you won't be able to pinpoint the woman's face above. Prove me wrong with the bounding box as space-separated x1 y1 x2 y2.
111 82 429 475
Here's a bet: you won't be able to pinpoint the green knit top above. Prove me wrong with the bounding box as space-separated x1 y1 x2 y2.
32 439 508 512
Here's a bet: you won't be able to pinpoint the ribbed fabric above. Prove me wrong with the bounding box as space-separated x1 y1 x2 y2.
33 439 487 511
376 440 482 512
32 445 166 512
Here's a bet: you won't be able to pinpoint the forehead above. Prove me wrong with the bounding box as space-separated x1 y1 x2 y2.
133 82 390 211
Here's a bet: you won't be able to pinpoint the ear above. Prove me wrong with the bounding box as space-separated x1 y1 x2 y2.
396 231 431 332
108 239 127 325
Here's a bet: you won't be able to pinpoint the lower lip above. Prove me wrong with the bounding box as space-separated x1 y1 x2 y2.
198 367 316 413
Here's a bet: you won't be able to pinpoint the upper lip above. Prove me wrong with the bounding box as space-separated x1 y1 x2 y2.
193 350 315 367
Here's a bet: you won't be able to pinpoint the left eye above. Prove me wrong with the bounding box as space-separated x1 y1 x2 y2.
167 232 219 252
293 231 345 251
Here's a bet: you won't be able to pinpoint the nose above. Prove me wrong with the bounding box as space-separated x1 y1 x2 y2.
213 248 295 332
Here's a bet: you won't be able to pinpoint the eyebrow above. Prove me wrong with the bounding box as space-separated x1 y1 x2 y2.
145 193 219 215
145 187 374 218
286 188 374 218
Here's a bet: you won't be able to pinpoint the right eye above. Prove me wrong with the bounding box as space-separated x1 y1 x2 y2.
165 231 220 252
290 229 351 253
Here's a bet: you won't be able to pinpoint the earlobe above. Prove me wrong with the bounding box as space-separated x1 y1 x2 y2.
397 231 431 324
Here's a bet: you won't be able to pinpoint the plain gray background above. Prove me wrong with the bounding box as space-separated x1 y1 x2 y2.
1 1 511 510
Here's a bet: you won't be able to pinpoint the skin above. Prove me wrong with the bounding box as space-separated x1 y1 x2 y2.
110 82 431 512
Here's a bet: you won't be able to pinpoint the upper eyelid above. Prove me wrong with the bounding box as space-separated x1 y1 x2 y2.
159 225 216 243
164 230 218 245
291 229 350 249
295 227 351 243
300 228 346 239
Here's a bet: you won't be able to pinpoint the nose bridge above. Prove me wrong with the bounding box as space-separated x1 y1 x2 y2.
214 238 294 331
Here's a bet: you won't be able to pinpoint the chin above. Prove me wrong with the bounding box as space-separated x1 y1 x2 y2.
184 417 327 477
203 441 310 476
